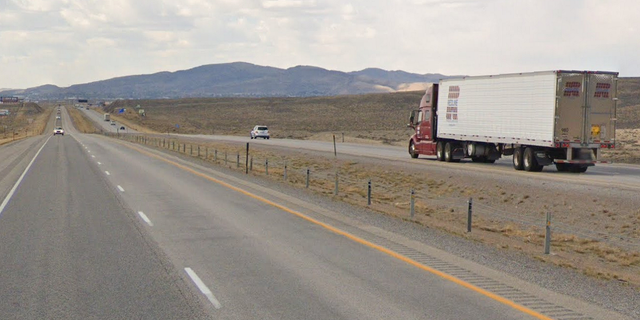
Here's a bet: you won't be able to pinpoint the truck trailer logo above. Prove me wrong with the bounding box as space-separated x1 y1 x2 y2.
563 81 581 97
446 86 459 122
594 83 611 98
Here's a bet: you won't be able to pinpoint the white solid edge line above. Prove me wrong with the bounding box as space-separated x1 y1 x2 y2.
184 268 222 309
105 171 110 175
117 185 124 192
137 211 153 226
0 136 52 216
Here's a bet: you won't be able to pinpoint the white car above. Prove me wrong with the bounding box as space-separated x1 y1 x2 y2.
250 125 270 139
53 127 64 135
110 121 116 125
56 115 61 119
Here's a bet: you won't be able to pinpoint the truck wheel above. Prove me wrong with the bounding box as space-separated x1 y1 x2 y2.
436 141 444 161
513 148 524 170
409 141 419 158
523 147 542 172
444 142 454 162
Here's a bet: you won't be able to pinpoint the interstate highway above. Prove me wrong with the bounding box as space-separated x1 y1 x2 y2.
0 107 629 319
78 106 137 134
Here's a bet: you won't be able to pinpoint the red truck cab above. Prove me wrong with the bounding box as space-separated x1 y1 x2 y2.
409 84 439 158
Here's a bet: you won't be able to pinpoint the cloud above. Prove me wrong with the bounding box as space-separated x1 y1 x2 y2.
11 0 62 12
0 0 639 88
262 0 315 9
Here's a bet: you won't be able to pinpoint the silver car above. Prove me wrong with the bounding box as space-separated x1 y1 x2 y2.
250 125 270 139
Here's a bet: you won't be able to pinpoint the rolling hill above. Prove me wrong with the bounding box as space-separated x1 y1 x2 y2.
1 62 448 100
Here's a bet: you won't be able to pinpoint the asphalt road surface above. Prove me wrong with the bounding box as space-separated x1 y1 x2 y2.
180 134 640 191
0 108 628 319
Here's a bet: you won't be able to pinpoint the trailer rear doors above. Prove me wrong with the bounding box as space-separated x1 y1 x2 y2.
555 71 617 146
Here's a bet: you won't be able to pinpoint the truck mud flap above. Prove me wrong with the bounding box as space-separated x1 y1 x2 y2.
534 152 553 166
453 147 465 160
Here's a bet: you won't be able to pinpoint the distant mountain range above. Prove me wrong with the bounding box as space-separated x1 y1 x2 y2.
0 62 449 100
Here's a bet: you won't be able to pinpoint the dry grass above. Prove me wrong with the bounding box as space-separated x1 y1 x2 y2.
0 102 51 145
67 107 99 133
103 92 422 143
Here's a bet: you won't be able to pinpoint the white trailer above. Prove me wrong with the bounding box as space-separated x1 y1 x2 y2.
104 113 110 121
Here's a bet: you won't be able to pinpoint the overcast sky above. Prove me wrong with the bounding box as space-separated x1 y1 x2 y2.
0 0 637 89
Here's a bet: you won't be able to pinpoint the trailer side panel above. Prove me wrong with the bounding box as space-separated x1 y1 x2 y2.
436 71 557 147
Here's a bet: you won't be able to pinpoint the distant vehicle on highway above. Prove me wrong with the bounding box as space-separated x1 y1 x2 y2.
53 127 64 135
111 121 116 126
104 113 110 121
250 125 270 139
56 115 61 119
120 126 125 130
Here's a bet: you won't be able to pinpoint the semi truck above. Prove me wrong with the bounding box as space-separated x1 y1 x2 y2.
103 113 110 121
408 70 618 173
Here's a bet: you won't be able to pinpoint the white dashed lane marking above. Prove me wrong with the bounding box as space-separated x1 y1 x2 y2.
184 268 221 309
137 211 153 226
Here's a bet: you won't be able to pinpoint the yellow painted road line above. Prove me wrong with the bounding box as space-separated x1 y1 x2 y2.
123 142 553 320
